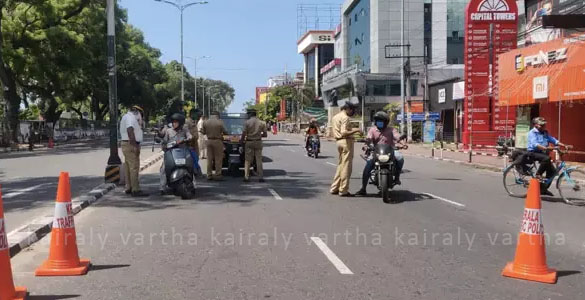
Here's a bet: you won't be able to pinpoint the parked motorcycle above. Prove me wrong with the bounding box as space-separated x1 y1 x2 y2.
362 135 407 203
159 136 196 199
306 135 320 158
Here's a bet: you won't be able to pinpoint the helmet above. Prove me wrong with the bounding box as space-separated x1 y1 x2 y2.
532 117 547 126
373 111 389 123
341 100 357 110
310 118 317 124
170 113 186 128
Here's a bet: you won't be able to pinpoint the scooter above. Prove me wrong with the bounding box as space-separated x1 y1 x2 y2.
362 135 407 203
306 135 320 158
159 136 196 199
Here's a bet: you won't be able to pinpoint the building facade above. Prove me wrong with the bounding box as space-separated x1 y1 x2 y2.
319 0 466 128
297 30 336 99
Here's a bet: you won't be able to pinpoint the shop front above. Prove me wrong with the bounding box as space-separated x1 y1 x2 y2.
499 35 585 162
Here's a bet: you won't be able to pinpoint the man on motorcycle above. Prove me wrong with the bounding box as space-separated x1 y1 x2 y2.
158 113 193 194
356 111 407 196
525 117 571 196
305 118 320 154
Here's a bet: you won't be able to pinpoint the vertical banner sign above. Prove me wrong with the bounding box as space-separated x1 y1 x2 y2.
464 0 518 144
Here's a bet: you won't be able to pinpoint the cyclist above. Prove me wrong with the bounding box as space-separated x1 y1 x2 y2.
526 117 571 196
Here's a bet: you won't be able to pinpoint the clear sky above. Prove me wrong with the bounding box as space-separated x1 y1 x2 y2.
118 0 341 112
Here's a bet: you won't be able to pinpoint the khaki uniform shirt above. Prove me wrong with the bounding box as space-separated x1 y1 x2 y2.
331 111 353 140
243 117 266 141
186 118 199 150
202 117 227 140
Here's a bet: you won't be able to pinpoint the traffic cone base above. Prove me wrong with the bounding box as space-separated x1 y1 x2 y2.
502 262 557 284
10 287 27 300
35 258 90 276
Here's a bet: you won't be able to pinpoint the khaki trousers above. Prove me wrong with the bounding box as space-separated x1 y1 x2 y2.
244 140 263 179
206 139 224 178
330 139 354 195
122 141 141 192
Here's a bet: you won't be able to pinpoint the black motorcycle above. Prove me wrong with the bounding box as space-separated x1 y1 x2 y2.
306 135 320 158
159 137 196 199
362 135 407 203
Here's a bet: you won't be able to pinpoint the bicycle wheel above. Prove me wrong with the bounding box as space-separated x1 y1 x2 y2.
503 165 530 198
557 169 585 206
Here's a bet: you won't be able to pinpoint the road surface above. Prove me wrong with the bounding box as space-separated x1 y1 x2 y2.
9 134 585 299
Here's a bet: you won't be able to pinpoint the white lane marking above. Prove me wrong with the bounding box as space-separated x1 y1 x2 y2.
3 183 52 199
311 237 353 275
268 188 283 201
287 148 297 153
326 162 337 167
422 193 465 207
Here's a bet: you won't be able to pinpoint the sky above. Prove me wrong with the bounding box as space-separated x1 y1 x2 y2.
118 0 341 113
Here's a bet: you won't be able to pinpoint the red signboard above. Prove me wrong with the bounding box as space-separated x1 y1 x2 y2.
463 0 518 144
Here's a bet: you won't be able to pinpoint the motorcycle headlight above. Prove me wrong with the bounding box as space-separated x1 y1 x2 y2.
378 154 390 163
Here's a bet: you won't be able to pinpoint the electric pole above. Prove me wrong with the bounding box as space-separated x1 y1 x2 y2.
105 0 121 183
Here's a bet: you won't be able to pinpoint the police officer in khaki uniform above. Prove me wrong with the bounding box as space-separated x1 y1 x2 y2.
202 111 227 180
241 109 267 182
330 101 360 197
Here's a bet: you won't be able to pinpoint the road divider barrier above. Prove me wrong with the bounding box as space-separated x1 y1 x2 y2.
35 172 91 277
0 186 27 300
502 178 557 284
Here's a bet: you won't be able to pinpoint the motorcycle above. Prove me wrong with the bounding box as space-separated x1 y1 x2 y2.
159 136 196 199
362 135 407 203
306 135 320 158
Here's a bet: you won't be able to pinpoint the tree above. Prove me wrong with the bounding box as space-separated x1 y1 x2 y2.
0 0 93 142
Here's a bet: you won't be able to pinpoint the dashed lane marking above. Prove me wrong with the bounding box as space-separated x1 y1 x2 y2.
311 237 353 275
422 193 465 208
268 188 283 201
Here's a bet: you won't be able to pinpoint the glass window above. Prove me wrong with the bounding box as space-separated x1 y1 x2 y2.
389 82 401 96
373 84 385 96
347 0 370 71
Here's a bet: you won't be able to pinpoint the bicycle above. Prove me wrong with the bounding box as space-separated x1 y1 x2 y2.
503 148 585 206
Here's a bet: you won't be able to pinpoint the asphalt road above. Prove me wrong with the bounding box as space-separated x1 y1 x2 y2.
9 134 585 299
1 138 160 233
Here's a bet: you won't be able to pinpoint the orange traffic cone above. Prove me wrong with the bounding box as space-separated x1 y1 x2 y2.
35 172 90 276
0 186 28 300
502 178 557 284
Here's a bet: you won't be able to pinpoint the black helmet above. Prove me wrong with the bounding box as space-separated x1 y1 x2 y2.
373 111 389 123
170 113 186 128
341 101 357 110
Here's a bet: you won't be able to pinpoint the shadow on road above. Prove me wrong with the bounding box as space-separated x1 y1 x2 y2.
90 264 131 272
557 270 582 278
2 175 103 213
28 295 81 300
0 138 110 160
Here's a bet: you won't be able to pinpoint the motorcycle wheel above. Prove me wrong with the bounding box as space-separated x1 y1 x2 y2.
228 164 240 177
178 179 193 200
380 173 391 203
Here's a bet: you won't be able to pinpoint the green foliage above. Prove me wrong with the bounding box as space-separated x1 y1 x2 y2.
0 0 233 142
19 104 40 120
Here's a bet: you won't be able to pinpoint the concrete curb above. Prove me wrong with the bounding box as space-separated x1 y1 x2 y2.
7 151 164 257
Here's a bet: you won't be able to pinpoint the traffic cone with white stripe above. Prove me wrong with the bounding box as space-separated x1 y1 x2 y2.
502 178 557 284
0 186 27 300
35 172 90 276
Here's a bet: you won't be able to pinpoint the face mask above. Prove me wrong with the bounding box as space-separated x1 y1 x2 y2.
375 121 385 129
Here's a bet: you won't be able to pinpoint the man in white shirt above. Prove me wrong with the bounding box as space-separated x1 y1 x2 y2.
120 105 148 197
197 115 208 159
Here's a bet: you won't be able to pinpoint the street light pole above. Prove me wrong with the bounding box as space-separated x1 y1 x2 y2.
186 55 210 109
154 0 208 103
105 0 121 183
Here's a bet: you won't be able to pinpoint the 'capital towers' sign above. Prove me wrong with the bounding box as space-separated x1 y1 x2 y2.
463 0 518 142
